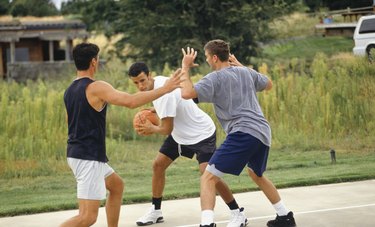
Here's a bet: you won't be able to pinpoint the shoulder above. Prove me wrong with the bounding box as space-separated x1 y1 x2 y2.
154 75 168 81
154 76 168 88
229 66 250 74
87 80 114 96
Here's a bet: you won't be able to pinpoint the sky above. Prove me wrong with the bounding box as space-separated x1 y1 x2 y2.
51 0 68 10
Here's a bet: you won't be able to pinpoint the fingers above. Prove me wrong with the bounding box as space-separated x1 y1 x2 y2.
171 68 182 80
173 68 182 76
182 47 197 56
181 47 198 71
135 120 152 135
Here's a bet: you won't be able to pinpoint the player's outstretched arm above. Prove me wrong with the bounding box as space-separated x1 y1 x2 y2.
180 47 198 100
89 69 182 108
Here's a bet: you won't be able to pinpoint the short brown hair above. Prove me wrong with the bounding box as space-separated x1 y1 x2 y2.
72 43 99 70
204 39 230 61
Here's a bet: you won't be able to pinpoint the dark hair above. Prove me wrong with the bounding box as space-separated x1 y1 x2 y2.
72 43 100 71
204 39 230 61
128 62 149 77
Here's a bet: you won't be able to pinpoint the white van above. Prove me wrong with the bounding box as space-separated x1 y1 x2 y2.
353 15 375 57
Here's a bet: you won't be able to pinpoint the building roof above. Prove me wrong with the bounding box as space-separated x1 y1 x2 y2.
0 16 89 42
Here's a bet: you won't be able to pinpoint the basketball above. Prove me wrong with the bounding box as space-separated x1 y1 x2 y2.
133 109 160 135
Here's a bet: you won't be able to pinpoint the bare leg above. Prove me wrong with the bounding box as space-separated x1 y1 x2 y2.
199 162 234 203
59 199 100 227
247 168 281 204
152 153 173 198
105 172 124 227
200 170 220 210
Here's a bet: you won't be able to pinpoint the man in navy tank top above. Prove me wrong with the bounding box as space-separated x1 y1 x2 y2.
62 43 182 227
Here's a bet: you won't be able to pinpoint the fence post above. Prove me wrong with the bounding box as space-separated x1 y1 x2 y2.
330 149 336 164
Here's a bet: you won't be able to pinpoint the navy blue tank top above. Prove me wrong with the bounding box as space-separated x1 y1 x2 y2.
64 77 108 162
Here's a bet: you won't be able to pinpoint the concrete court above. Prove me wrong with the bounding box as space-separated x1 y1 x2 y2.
0 180 374 227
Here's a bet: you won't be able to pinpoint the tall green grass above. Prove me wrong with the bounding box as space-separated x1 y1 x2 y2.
261 53 375 150
0 54 374 179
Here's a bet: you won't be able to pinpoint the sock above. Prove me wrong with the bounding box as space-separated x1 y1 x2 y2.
226 199 239 210
273 200 290 216
201 210 214 225
152 197 162 210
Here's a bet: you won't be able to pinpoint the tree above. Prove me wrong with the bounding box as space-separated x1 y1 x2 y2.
10 0 58 17
304 0 373 11
60 0 299 69
0 0 10 15
61 0 118 36
112 0 299 70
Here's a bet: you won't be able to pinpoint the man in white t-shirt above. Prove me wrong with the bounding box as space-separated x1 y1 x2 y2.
128 62 247 227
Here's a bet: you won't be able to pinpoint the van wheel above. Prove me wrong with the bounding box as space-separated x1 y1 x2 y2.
366 45 375 62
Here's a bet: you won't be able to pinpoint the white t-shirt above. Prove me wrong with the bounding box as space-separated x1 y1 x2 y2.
152 76 216 145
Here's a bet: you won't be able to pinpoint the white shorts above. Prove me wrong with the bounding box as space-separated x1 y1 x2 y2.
67 158 115 200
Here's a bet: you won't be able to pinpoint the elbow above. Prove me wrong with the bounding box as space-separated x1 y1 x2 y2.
265 80 273 91
160 129 172 136
165 128 173 135
124 100 138 109
181 90 194 100
128 103 138 109
181 92 190 100
160 124 173 135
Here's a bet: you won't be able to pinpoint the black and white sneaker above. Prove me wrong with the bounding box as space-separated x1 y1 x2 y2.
200 223 216 227
227 207 248 227
267 211 296 227
136 206 164 226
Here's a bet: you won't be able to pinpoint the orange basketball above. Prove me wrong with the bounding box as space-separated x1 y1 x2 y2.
133 109 160 133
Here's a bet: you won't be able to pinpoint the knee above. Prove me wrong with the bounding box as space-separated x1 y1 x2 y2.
117 178 125 193
248 169 264 184
79 213 98 226
108 175 124 195
201 171 217 184
152 160 167 173
199 163 208 175
114 178 125 194
252 175 264 185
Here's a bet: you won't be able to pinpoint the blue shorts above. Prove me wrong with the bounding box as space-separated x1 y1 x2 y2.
207 131 269 177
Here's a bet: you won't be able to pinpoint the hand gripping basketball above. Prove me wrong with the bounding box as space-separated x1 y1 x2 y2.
133 109 160 135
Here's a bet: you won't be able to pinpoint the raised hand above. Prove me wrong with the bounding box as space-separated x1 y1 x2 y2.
229 54 243 67
181 47 199 69
163 68 182 92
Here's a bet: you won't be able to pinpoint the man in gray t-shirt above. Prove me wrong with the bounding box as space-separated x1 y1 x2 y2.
180 40 296 227
195 63 271 147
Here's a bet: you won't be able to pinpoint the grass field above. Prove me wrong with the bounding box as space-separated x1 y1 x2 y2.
1 139 374 217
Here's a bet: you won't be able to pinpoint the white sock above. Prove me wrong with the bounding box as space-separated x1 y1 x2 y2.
201 210 214 225
273 200 290 216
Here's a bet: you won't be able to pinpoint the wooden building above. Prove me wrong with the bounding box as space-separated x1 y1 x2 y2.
0 17 88 81
315 6 375 37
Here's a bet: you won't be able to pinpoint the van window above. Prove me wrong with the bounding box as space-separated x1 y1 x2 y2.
359 18 375 34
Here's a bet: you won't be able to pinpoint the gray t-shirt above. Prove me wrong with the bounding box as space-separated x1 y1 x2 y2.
194 66 271 146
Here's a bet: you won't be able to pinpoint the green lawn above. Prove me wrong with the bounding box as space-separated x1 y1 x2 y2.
261 36 354 61
1 139 374 217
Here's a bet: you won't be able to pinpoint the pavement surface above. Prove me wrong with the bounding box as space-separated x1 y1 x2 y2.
1 180 374 227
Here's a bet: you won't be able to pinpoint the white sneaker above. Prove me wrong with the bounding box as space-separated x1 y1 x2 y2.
227 207 248 227
136 206 164 226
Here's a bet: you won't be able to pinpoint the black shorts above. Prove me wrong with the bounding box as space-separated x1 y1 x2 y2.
159 131 216 164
